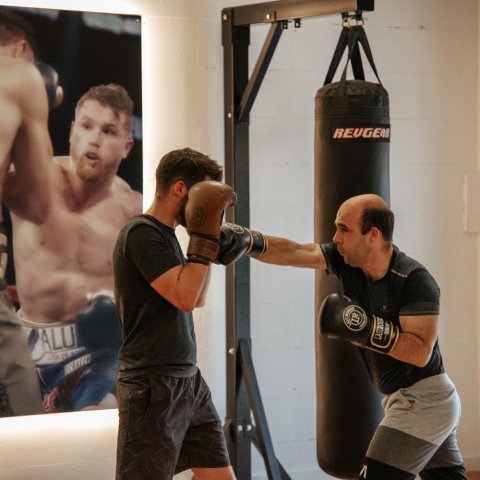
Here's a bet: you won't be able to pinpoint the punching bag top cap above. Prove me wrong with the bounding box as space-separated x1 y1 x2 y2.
317 80 389 100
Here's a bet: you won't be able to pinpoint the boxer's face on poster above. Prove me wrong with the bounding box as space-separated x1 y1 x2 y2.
70 100 133 183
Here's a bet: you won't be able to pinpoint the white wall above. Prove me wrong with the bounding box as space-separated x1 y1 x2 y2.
0 0 478 479
247 0 480 475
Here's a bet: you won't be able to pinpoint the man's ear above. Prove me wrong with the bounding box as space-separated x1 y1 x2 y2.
172 180 187 197
370 227 381 241
13 40 33 61
122 139 134 159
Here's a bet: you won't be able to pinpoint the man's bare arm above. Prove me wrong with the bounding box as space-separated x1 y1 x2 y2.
3 61 53 223
390 315 439 367
150 262 211 312
258 236 327 270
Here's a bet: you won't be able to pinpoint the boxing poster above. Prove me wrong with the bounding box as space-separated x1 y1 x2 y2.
0 5 142 416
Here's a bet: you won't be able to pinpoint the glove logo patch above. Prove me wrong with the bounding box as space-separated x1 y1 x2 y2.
224 222 245 234
343 305 368 332
189 206 207 227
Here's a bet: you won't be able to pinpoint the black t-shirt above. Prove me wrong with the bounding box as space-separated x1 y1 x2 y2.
113 215 197 378
321 242 444 394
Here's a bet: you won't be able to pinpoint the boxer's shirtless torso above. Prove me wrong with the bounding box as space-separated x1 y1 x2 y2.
11 156 141 324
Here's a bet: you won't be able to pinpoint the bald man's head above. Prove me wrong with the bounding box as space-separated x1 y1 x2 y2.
339 194 394 243
341 193 388 211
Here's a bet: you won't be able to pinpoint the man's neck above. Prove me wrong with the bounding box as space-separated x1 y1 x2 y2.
67 175 112 210
362 246 394 281
144 197 178 229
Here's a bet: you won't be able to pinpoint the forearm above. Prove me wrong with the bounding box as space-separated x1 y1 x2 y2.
151 262 211 312
258 236 325 269
4 174 50 224
3 171 27 217
176 262 211 310
3 171 20 212
388 331 435 368
195 263 212 308
387 314 438 367
4 146 53 224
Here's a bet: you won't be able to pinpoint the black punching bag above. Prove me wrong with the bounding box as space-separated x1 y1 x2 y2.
314 26 389 479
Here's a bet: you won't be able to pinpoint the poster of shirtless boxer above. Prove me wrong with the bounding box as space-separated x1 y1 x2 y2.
0 5 142 416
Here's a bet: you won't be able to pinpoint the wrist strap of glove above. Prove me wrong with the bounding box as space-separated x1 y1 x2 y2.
246 230 268 258
367 316 399 353
187 233 220 265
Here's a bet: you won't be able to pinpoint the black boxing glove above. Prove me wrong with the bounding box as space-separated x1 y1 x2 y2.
36 61 63 110
319 293 399 354
217 222 268 266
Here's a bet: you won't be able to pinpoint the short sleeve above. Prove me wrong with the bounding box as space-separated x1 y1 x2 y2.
126 224 181 284
320 242 342 277
399 269 440 316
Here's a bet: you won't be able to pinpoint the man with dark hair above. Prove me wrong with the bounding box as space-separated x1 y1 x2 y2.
218 193 467 480
5 83 142 413
0 8 54 416
114 147 236 480
0 8 36 58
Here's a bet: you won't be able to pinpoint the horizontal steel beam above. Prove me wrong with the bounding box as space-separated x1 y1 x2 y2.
225 0 374 26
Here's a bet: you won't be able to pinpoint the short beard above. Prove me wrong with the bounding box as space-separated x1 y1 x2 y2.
178 197 187 227
76 162 100 182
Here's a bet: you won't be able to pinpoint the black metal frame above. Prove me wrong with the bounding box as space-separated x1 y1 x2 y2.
221 1 374 479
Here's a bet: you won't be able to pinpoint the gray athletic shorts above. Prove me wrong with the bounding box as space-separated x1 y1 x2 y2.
365 373 464 476
0 282 42 416
116 370 231 480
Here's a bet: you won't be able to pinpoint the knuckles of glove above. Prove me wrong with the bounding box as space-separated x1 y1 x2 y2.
216 223 251 266
36 61 63 110
318 293 398 354
318 293 370 342
184 181 236 238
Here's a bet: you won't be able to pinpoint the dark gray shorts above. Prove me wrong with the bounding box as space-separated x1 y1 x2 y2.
116 370 231 480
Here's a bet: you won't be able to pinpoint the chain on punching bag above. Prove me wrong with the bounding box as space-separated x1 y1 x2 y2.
314 24 389 479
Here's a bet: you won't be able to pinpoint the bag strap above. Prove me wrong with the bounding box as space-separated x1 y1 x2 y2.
351 43 365 81
339 26 383 86
324 27 365 85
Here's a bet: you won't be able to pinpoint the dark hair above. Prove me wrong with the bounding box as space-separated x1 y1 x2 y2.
155 148 223 194
76 84 134 135
361 207 394 242
0 9 36 55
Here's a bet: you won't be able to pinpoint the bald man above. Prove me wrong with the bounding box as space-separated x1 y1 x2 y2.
218 194 467 480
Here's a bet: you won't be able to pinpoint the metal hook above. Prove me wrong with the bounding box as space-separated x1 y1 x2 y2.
341 11 364 28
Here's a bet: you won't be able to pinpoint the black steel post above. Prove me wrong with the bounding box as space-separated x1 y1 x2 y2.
222 9 253 479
